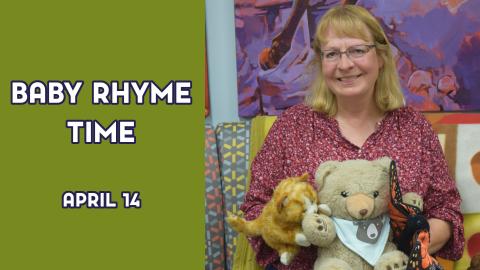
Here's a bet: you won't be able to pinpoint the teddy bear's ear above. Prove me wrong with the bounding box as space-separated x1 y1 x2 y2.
374 156 392 172
315 161 338 189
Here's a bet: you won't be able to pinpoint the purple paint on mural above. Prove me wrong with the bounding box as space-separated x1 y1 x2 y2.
235 0 480 117
364 0 480 111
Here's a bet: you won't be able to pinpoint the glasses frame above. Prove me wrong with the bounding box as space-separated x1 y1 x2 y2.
320 44 376 62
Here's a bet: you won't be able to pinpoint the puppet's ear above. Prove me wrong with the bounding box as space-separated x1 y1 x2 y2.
296 172 310 182
276 195 288 213
315 161 339 190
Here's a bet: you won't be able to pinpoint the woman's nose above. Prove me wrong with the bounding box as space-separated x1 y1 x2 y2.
337 53 355 70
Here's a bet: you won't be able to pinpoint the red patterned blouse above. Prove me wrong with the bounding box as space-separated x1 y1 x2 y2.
241 104 464 270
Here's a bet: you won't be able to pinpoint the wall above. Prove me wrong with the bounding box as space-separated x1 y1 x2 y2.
205 0 239 126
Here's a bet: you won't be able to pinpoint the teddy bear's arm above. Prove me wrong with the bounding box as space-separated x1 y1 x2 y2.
302 213 337 247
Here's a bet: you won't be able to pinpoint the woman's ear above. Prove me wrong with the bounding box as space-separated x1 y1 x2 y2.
315 161 338 190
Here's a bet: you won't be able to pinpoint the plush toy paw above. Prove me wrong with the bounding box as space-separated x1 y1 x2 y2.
295 232 310 247
302 213 336 247
318 203 332 216
402 192 423 211
280 251 294 265
314 257 353 270
304 196 318 214
374 250 408 270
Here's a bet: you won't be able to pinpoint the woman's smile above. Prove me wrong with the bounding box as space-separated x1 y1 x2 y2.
337 74 363 83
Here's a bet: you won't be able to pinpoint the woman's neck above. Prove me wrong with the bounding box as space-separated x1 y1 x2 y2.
334 97 384 148
335 97 383 126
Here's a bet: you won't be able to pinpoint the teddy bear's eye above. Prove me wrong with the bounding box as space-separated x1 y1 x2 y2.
340 191 349 197
373 191 379 198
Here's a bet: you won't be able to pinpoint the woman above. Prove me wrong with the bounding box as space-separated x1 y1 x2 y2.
241 5 464 270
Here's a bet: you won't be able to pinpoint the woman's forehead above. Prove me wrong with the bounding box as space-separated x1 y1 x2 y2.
319 24 372 46
322 29 372 48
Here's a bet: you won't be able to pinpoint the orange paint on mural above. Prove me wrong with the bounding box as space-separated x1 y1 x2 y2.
472 152 480 185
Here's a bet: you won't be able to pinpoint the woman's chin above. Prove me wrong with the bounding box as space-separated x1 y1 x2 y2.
332 88 371 100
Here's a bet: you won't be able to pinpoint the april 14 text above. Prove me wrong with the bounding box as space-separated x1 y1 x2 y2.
62 191 141 209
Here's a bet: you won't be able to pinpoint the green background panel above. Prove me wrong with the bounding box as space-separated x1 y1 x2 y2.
0 1 204 269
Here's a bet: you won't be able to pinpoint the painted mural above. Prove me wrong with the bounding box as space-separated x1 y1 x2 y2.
235 0 480 117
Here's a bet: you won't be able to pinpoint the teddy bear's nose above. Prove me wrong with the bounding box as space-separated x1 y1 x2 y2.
359 209 368 216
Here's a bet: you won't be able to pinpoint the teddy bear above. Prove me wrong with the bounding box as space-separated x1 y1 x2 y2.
227 173 323 265
302 157 412 270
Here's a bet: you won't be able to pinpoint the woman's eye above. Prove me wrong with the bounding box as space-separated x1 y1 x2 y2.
341 191 349 197
373 191 379 198
348 46 369 57
325 51 339 59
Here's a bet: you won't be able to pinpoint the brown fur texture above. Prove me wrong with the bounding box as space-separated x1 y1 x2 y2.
468 254 480 270
227 173 318 265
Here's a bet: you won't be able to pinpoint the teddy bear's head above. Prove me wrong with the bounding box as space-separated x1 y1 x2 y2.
315 157 391 221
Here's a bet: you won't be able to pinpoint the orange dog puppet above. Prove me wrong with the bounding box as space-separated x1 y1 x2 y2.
227 173 328 265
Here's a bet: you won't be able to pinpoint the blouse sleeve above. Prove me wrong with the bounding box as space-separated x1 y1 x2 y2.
240 114 288 267
419 116 465 260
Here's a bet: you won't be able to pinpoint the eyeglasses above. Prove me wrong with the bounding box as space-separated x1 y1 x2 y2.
321 44 376 62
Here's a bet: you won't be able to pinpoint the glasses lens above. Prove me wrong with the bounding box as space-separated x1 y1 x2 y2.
322 45 373 62
323 51 339 61
348 45 370 58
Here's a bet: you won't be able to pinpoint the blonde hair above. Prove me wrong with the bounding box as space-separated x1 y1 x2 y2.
305 5 405 116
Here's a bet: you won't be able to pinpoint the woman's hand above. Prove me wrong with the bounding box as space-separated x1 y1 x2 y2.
428 218 452 254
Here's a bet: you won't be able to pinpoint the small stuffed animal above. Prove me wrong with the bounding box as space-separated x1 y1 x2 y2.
227 173 321 265
468 253 480 270
302 158 409 270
